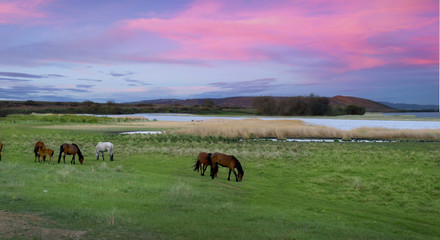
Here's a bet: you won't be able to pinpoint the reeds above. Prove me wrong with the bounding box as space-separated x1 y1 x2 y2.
172 119 440 141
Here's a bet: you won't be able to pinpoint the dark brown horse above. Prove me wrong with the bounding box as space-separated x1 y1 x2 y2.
38 148 55 164
0 142 3 161
58 143 84 164
193 152 212 176
34 141 46 162
210 152 244 182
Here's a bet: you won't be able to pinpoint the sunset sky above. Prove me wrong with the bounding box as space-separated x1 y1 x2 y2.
0 0 438 104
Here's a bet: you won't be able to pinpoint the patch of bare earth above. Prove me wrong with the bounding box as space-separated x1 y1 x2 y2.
0 210 86 239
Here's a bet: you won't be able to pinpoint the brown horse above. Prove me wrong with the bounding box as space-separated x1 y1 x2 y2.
38 148 55 164
0 142 3 161
34 141 46 162
193 152 212 176
58 143 84 164
210 152 244 182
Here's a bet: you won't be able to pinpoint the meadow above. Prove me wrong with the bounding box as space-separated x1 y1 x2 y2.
0 114 439 239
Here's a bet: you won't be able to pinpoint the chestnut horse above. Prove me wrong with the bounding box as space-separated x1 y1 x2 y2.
210 152 244 182
58 143 84 164
34 141 46 162
0 142 3 161
193 152 212 176
38 148 55 164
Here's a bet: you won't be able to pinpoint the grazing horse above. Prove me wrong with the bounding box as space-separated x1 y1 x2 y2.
0 142 3 161
38 148 55 164
193 152 212 176
210 152 244 182
34 141 46 162
95 142 114 161
58 143 84 164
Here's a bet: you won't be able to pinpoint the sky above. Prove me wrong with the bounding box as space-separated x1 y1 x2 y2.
0 0 438 104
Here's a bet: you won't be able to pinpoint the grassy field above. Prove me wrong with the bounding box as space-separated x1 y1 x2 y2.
0 115 439 239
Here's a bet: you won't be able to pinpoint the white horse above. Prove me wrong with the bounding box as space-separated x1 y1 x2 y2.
95 142 114 161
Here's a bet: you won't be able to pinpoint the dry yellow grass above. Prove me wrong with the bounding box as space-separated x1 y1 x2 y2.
39 118 440 140
172 119 440 140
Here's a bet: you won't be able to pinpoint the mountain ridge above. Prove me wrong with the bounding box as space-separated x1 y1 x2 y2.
132 96 399 112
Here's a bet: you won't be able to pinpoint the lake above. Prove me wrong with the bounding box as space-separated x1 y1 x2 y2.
383 112 439 118
102 113 440 130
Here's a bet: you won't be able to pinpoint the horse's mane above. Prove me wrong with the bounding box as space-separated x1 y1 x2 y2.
207 153 212 164
72 143 83 158
232 156 244 174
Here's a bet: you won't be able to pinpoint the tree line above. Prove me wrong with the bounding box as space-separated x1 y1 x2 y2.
252 96 365 116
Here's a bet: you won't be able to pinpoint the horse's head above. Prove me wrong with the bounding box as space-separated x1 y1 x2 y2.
79 156 84 164
237 171 244 182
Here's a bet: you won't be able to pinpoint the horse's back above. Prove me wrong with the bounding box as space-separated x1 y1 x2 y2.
97 142 113 150
35 141 45 149
47 148 54 156
212 152 235 166
61 143 77 154
197 152 210 163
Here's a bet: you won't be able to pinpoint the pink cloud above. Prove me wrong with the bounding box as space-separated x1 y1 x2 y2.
0 0 51 24
167 86 219 95
118 0 439 72
108 87 147 93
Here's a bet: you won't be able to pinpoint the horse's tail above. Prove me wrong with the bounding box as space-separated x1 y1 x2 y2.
110 143 114 161
34 145 39 156
211 162 219 179
232 156 244 175
58 145 63 163
193 159 200 171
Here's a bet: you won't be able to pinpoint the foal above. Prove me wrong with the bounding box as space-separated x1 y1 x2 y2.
38 148 55 164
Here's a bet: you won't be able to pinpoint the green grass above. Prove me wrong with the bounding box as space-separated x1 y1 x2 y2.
0 118 439 239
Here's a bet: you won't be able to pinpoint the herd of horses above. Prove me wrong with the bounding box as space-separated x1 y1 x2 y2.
0 140 244 182
32 141 114 164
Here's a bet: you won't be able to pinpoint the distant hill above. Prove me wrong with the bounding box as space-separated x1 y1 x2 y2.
379 101 439 111
329 96 397 112
135 95 398 112
134 97 255 108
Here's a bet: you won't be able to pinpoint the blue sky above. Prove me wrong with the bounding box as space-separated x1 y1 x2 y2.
0 0 438 104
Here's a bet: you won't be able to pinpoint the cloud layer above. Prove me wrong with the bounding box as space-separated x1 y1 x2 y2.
0 0 438 104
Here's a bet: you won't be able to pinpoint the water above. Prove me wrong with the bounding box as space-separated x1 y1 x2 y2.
383 112 439 118
108 113 440 130
120 131 162 135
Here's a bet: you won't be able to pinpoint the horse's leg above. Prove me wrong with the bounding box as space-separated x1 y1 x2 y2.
232 169 238 181
63 153 66 164
228 169 232 181
211 163 217 179
102 152 105 161
201 163 205 176
71 154 75 164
